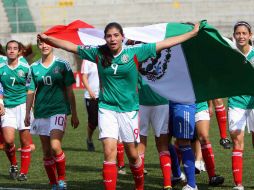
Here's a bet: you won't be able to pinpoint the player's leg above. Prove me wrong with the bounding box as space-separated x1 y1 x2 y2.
228 107 246 189
213 99 231 149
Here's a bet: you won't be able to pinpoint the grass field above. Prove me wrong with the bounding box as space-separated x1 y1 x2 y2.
0 90 254 190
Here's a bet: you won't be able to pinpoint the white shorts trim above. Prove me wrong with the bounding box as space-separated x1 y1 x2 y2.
139 105 169 137
31 114 67 136
228 107 254 133
1 103 32 130
195 110 210 122
98 108 140 143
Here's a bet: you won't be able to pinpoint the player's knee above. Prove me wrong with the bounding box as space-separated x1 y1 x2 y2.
88 122 97 130
198 135 209 144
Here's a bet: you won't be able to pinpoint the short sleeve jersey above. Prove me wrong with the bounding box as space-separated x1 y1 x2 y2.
138 75 168 106
81 60 100 98
18 56 29 64
29 56 75 118
196 102 208 113
228 47 254 109
0 61 30 108
0 55 7 64
77 43 156 112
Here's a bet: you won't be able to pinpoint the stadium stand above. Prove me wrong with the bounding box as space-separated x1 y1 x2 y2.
2 0 36 33
26 0 254 37
0 0 11 36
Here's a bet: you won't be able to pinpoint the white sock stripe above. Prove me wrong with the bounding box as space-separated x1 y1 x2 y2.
232 152 243 157
21 148 31 152
201 143 212 149
215 105 224 109
159 151 170 156
130 157 142 168
54 153 65 162
103 161 116 165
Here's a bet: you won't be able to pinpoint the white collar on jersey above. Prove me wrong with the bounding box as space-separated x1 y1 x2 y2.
40 55 56 69
113 48 123 58
245 45 253 57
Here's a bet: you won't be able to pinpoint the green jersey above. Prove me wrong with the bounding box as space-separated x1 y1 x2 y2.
0 55 7 64
228 48 254 109
78 43 156 112
29 56 75 118
138 74 168 106
196 102 208 113
0 61 30 108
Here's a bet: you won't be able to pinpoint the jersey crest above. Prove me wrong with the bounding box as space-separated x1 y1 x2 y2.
18 69 25 77
121 54 130 63
139 48 170 81
53 66 60 74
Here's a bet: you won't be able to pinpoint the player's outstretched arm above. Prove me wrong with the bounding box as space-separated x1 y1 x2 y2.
66 86 79 128
155 22 200 53
25 90 35 127
37 34 78 54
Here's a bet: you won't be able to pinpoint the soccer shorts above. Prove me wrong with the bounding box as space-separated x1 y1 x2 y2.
98 108 140 143
139 104 169 137
85 98 98 129
228 107 254 133
169 102 196 139
31 114 67 136
1 103 31 130
195 110 210 122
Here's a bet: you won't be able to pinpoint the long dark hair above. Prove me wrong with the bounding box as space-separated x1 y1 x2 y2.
99 22 124 67
0 44 5 56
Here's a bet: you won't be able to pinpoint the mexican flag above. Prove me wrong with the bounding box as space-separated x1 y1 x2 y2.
45 20 254 103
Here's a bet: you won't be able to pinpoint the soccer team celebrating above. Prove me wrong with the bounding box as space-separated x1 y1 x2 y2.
0 20 252 190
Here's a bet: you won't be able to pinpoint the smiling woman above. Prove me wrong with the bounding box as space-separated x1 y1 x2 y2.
24 40 79 190
37 21 199 190
0 40 33 181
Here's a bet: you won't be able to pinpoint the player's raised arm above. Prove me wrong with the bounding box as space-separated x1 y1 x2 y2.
155 22 200 53
37 34 78 54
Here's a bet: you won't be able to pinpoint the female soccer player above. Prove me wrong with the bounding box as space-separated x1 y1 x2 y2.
24 40 79 190
37 21 199 190
228 21 254 190
138 74 171 190
195 102 224 186
0 40 32 181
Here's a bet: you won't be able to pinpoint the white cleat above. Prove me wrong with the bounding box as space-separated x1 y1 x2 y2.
182 184 198 190
232 185 244 190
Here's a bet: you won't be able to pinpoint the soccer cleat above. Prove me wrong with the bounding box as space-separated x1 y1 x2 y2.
9 165 18 179
51 184 58 190
17 173 27 181
172 172 186 187
232 185 244 190
118 166 127 175
86 139 95 152
163 186 172 190
220 138 231 149
143 168 148 175
182 184 198 190
58 180 67 190
195 160 206 174
209 175 224 186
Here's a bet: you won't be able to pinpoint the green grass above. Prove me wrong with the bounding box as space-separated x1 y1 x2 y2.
0 90 254 189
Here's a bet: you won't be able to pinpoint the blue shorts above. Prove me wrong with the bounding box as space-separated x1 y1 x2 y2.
169 102 196 139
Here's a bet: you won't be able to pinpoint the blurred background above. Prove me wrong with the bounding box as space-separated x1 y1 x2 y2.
0 0 252 78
